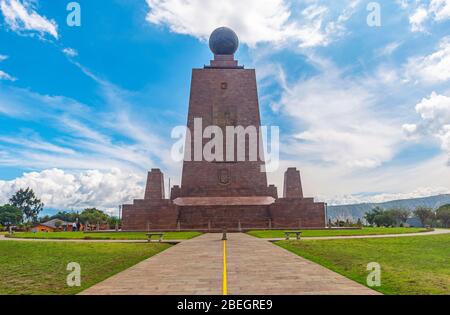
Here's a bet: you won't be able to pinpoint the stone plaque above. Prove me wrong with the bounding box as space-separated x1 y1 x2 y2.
218 169 231 185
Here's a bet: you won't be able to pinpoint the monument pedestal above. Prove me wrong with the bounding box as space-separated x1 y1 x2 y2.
122 169 326 231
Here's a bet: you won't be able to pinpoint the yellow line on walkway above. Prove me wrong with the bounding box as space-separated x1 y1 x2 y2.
223 240 228 295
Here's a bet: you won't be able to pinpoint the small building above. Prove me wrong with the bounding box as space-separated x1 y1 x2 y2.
32 219 76 232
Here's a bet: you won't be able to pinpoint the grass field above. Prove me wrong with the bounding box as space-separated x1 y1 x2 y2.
0 241 171 295
7 231 202 240
248 227 428 238
277 234 450 295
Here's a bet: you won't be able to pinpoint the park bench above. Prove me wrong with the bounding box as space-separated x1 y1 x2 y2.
146 233 164 243
285 231 302 240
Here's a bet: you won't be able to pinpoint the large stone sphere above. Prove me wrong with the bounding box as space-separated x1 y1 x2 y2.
209 27 239 55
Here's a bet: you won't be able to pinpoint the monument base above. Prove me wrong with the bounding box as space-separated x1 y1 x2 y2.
122 181 326 231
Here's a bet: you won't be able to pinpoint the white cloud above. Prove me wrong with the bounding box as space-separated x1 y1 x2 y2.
410 6 429 32
404 92 450 164
0 0 58 39
0 135 75 155
274 60 402 170
62 48 78 57
0 169 145 213
403 0 450 32
402 123 418 136
376 41 403 57
429 0 450 21
0 54 15 81
0 70 16 81
145 0 359 48
405 36 450 83
416 92 450 123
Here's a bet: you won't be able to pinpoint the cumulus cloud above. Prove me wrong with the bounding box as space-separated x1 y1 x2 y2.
145 0 359 47
405 36 450 84
0 0 58 39
402 0 450 32
410 6 429 32
429 0 450 21
0 169 145 213
0 54 8 61
402 123 418 136
403 92 450 164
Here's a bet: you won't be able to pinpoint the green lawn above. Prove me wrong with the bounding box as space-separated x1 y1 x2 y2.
248 227 428 238
0 241 171 295
277 234 450 295
7 231 202 240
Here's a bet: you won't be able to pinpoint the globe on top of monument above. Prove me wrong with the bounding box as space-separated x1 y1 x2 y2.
209 26 239 55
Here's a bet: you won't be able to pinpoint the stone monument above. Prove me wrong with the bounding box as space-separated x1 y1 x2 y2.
122 27 326 231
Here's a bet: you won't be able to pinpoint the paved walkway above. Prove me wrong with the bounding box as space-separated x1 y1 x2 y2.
80 233 379 295
81 233 223 295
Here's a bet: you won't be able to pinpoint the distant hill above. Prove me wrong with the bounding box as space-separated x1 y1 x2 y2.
328 194 450 221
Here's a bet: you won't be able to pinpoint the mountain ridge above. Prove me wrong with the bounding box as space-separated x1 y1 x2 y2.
327 194 450 220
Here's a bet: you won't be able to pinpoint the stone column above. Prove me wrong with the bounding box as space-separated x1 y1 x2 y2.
144 169 165 200
283 168 304 199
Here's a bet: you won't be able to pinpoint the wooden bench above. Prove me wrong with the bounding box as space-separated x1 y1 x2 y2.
285 231 302 240
146 233 164 243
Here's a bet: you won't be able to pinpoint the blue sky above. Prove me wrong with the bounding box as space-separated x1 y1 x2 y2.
0 0 450 213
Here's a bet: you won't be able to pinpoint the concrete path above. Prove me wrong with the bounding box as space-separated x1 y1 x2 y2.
81 233 223 295
80 233 379 295
266 228 450 242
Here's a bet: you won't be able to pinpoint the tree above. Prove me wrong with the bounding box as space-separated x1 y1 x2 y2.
389 208 410 226
373 211 396 227
52 211 79 223
436 204 450 228
0 205 23 226
9 188 44 223
79 208 109 225
364 207 384 226
39 215 52 223
413 207 435 227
